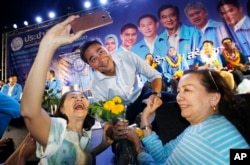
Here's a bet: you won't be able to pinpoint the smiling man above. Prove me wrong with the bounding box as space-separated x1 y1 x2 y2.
217 0 250 59
117 23 138 52
184 1 229 50
80 40 176 124
132 14 166 59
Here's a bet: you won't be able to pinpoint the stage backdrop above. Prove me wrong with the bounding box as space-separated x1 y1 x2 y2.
6 0 249 91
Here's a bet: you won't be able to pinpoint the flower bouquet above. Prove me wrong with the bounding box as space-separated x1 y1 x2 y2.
90 96 142 165
174 70 183 79
89 96 126 122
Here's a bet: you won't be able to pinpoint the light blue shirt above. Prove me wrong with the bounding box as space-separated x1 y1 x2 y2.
195 19 229 50
162 55 189 83
116 46 128 53
138 115 249 165
230 16 250 60
158 23 199 66
0 92 20 137
36 118 92 165
1 83 22 102
131 36 169 59
90 51 162 105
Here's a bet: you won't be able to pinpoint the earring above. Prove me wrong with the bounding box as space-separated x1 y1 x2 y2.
211 105 216 112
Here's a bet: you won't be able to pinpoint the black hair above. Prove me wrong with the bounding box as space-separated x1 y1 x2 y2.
157 4 179 19
221 37 232 44
53 91 95 131
217 0 240 12
120 23 137 34
49 70 55 77
80 40 103 64
202 40 214 46
145 53 154 59
137 14 158 26
8 74 18 79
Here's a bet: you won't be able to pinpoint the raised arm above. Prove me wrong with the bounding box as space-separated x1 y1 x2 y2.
20 15 85 146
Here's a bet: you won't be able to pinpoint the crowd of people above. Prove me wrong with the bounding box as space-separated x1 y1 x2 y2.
1 0 250 164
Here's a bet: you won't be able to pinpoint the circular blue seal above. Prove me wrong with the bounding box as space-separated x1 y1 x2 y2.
11 37 24 51
72 57 86 72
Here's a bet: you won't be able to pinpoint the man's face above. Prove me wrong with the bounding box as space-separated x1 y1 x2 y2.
186 8 208 29
203 42 213 54
219 4 243 26
120 28 137 49
9 76 17 85
159 8 179 30
138 17 159 38
222 39 233 50
168 47 177 56
84 43 115 76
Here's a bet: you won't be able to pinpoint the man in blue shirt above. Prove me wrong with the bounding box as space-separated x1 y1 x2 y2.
1 74 22 102
184 1 229 51
117 23 138 52
80 40 176 124
46 70 62 98
217 0 250 61
157 4 199 67
0 92 20 138
131 14 167 59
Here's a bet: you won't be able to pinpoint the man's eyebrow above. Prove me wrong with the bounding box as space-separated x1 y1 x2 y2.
88 47 103 61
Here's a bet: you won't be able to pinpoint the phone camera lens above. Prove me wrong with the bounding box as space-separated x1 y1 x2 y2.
102 15 106 21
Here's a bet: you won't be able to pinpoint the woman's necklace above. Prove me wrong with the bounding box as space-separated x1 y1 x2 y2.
165 54 182 68
222 48 241 65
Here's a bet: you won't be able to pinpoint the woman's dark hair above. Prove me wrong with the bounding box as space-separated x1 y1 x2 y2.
183 69 250 144
53 91 95 131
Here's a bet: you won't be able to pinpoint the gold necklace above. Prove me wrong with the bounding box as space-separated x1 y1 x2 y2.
165 54 182 68
222 48 241 65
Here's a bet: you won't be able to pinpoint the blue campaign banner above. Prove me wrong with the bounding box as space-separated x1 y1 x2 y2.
6 0 250 89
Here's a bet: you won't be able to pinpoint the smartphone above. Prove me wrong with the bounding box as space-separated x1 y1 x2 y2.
70 10 113 33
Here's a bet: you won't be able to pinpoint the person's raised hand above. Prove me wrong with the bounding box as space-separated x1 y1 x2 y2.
40 15 86 50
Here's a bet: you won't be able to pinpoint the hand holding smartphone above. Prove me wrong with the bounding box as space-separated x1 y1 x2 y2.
70 10 113 33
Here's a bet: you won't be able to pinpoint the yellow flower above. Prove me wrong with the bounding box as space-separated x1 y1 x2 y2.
174 70 183 78
152 62 158 69
90 96 126 121
135 128 143 139
111 104 125 115
213 60 219 67
112 96 122 104
103 100 115 110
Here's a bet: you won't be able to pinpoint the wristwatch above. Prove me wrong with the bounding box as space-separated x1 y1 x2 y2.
152 91 162 98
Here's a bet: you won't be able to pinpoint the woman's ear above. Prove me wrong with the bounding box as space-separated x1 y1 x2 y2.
210 92 221 105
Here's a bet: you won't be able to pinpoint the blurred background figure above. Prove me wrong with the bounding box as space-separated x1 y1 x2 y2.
1 74 22 102
143 53 166 91
162 47 189 94
217 0 250 60
117 23 138 52
194 40 235 90
184 1 229 51
104 34 119 54
0 79 5 90
0 92 20 138
46 70 62 98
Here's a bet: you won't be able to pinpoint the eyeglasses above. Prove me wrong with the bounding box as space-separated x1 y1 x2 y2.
207 70 219 91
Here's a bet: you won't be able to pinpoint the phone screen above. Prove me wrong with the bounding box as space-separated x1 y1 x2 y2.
70 10 113 33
